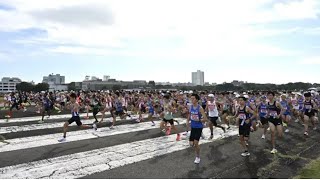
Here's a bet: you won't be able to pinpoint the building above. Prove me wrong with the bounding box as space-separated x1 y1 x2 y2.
103 75 110 81
0 77 22 93
48 82 68 92
192 70 204 86
231 80 244 87
42 74 65 84
82 80 148 91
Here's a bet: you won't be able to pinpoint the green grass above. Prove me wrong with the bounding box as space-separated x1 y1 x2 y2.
295 159 320 179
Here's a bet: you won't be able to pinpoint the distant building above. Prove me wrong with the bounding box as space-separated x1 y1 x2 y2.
103 75 110 81
91 76 100 81
0 77 22 93
43 74 65 85
48 82 68 92
84 76 90 81
82 79 147 91
231 80 244 87
192 70 204 86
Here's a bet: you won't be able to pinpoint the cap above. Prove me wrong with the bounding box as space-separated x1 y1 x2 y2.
208 94 214 98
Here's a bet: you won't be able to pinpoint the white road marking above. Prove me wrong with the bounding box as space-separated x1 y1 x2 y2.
0 118 186 153
0 115 147 134
0 127 238 179
0 111 134 123
0 112 103 123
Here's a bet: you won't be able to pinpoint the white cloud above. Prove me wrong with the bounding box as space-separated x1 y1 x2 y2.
0 0 319 58
299 57 320 64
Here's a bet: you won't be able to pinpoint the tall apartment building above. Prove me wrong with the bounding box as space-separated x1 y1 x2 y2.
192 70 204 86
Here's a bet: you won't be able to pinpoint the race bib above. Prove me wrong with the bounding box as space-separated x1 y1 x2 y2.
305 105 312 110
238 114 246 120
270 111 277 117
260 109 267 113
191 114 200 121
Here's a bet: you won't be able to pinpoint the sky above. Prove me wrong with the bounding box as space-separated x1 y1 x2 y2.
0 0 320 84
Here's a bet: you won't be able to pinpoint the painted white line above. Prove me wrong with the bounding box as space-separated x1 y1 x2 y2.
0 111 134 123
0 115 147 134
0 127 238 179
0 112 103 123
0 118 187 153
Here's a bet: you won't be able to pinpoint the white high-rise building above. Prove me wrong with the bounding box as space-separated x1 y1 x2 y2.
192 70 204 86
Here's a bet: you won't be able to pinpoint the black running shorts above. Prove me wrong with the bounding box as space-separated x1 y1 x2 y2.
189 128 203 142
163 118 174 125
209 117 219 127
239 123 251 137
68 116 82 126
268 118 282 126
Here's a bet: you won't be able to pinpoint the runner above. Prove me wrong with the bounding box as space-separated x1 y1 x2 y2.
188 93 208 164
257 95 268 139
234 95 257 157
39 93 52 123
90 94 102 123
206 94 226 140
5 92 20 118
159 94 181 140
303 92 318 135
266 91 284 154
146 94 156 126
280 94 291 133
58 93 97 142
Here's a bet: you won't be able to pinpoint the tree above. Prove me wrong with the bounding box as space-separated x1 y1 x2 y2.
16 82 34 92
68 82 76 91
148 81 156 87
33 83 49 92
112 85 122 91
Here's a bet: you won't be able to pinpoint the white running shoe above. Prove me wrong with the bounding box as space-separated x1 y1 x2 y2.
267 127 270 131
194 157 201 164
23 108 27 112
304 132 309 136
58 137 66 142
261 134 266 139
38 120 44 124
135 119 140 123
271 148 278 154
295 119 299 123
285 129 290 133
110 126 115 129
151 122 155 126
92 124 97 131
241 151 250 157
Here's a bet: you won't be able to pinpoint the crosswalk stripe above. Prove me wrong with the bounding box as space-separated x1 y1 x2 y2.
0 126 238 179
0 111 134 123
0 118 187 153
0 114 147 134
0 112 104 123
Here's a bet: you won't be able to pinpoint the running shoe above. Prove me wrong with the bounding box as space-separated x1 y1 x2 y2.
92 124 97 131
261 134 266 139
285 129 290 133
110 126 115 130
194 157 201 164
58 137 66 142
271 148 278 154
304 132 309 136
209 135 214 140
241 151 250 157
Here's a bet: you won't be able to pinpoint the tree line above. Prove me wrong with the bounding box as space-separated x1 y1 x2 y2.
15 81 319 92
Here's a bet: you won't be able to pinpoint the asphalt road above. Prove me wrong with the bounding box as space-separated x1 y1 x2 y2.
0 111 320 179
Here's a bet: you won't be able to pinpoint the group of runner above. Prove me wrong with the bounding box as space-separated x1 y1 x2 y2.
1 89 320 164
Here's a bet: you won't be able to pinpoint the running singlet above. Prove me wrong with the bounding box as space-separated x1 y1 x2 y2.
259 102 268 118
163 102 174 120
115 100 123 112
304 100 313 113
280 100 290 115
207 101 218 117
238 106 250 126
267 101 280 118
72 103 79 117
298 98 304 111
190 105 203 128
